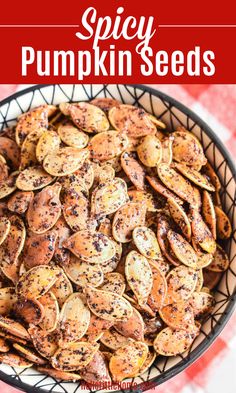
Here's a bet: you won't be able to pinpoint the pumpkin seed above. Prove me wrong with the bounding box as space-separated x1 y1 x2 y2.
58 293 90 347
80 350 111 383
26 183 61 234
165 265 198 304
121 151 146 190
65 102 109 133
16 265 60 299
202 190 217 239
112 202 146 243
0 315 30 340
125 250 153 305
137 135 162 167
172 128 207 167
28 325 58 359
63 230 116 264
0 337 10 353
63 254 104 287
207 245 230 272
114 306 145 341
52 342 99 371
133 226 162 260
215 206 232 239
58 122 89 148
36 130 61 163
62 183 89 232
154 327 197 356
147 263 167 312
157 163 199 208
91 178 129 218
89 131 128 161
168 198 191 240
174 163 215 191
157 214 181 266
20 128 45 170
109 340 148 382
109 105 156 137
23 231 57 269
85 286 133 322
159 301 195 331
190 208 216 254
189 291 215 317
38 291 59 332
167 229 198 269
43 147 89 176
16 166 54 191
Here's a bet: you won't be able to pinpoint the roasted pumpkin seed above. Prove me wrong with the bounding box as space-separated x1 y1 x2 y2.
202 190 217 239
58 122 89 149
16 166 54 191
167 230 198 269
112 202 146 243
125 250 153 305
133 226 162 260
154 327 197 356
63 230 115 264
121 151 146 190
36 130 61 163
109 105 156 137
109 340 148 382
43 147 89 177
89 131 128 161
137 135 162 167
85 286 133 322
215 206 232 239
52 342 99 371
58 293 90 347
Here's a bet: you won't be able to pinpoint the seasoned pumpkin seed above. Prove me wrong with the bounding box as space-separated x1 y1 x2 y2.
58 122 89 148
215 206 232 239
16 265 60 299
16 166 54 191
13 343 47 365
36 130 61 163
38 291 59 332
109 340 148 382
121 151 146 190
167 230 198 269
190 208 216 254
26 183 62 234
63 230 116 264
133 226 162 260
99 272 125 295
58 293 90 347
202 190 217 239
112 202 146 243
63 254 104 287
85 286 133 322
114 306 145 341
137 135 162 167
91 178 129 218
125 250 153 305
154 327 197 356
64 102 109 133
207 245 230 272
172 128 207 167
52 342 99 371
109 105 156 137
43 147 89 176
89 131 128 161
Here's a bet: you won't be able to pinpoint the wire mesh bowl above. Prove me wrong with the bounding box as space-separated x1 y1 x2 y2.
0 84 235 393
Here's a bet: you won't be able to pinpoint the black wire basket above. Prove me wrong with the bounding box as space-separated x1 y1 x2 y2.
0 84 235 393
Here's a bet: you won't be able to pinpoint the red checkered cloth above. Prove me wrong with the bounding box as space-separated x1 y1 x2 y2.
0 84 235 393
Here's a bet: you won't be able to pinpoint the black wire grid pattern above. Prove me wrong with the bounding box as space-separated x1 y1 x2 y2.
0 85 235 393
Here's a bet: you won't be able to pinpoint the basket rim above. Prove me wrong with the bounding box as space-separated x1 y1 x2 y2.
0 83 235 393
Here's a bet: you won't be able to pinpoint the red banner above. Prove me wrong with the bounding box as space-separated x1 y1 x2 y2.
0 0 236 83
